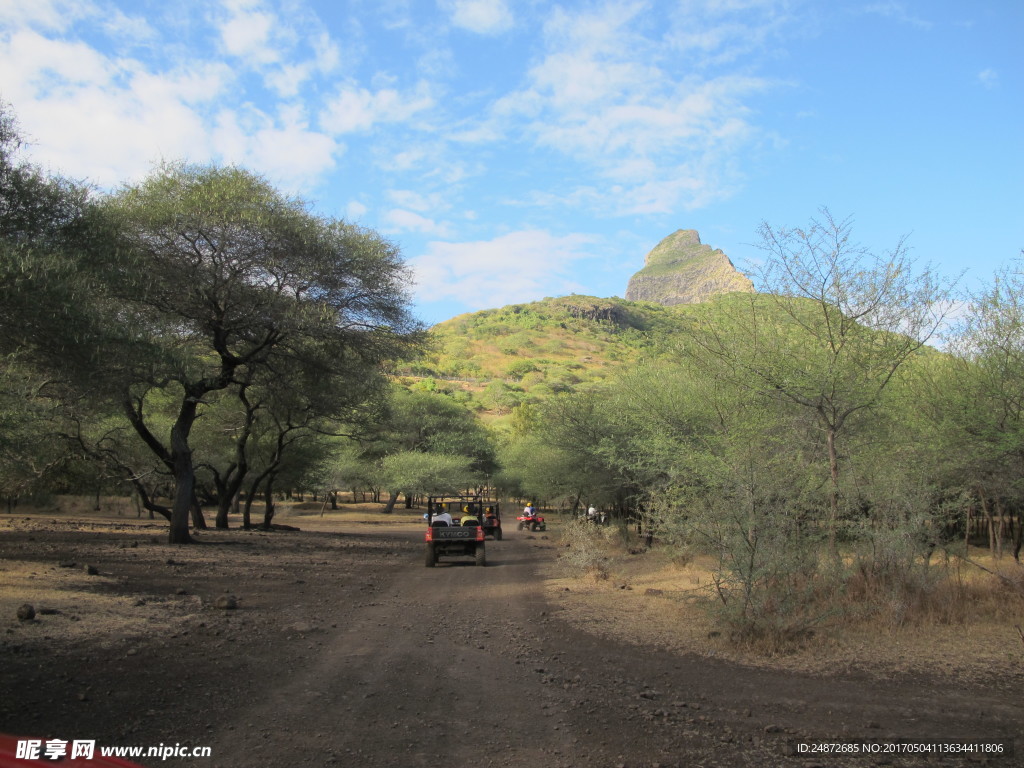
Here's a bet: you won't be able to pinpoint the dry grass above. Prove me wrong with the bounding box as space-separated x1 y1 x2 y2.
544 520 1024 686
16 494 426 528
0 499 424 653
0 558 199 649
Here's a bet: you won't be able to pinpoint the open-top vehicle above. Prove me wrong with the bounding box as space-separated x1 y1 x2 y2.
423 495 501 567
424 495 502 539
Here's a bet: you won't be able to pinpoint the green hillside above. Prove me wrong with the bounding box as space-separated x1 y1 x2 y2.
396 287 943 423
397 294 700 416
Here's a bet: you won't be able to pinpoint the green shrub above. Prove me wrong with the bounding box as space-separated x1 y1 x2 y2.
505 359 539 381
558 518 611 580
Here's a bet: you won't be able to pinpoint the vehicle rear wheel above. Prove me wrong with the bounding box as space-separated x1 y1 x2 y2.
475 544 486 566
517 522 525 531
425 544 436 567
494 527 503 541
531 522 540 532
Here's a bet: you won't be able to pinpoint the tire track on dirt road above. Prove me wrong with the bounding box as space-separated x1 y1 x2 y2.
209 527 1023 768
212 531 587 767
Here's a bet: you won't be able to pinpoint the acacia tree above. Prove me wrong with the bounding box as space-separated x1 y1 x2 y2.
95 163 419 542
0 363 73 509
362 387 497 512
0 105 96 343
379 451 480 502
684 211 953 548
0 104 109 504
192 384 258 528
940 259 1024 558
530 389 639 514
235 343 390 529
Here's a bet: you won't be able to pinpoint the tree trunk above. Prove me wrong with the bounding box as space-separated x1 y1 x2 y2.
191 496 207 530
262 477 276 529
1014 506 1022 562
214 473 247 529
242 488 254 530
383 490 399 513
965 500 972 550
169 460 194 543
980 489 996 554
826 425 840 553
168 403 197 543
215 497 231 529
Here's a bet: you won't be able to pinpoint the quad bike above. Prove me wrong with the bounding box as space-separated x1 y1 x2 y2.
517 512 546 532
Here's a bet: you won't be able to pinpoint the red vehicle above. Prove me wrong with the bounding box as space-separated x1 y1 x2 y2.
517 509 546 532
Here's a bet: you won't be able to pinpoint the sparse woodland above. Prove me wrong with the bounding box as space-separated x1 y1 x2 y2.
3 102 1024 645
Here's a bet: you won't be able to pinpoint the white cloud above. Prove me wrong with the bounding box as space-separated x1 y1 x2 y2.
0 0 96 32
486 2 773 213
319 81 435 134
212 107 339 192
214 0 344 96
101 8 159 46
440 0 513 35
346 200 368 220
219 7 279 64
409 230 593 308
2 29 112 91
265 62 313 98
0 29 238 185
862 2 932 30
0 3 345 191
388 189 446 212
665 0 791 66
384 209 451 237
310 31 342 73
379 147 428 172
978 68 998 90
618 175 711 215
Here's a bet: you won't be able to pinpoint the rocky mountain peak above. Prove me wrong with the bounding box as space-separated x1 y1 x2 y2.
625 229 754 306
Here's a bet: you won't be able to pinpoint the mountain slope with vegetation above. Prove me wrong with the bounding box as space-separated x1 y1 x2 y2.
398 294 697 416
399 229 758 419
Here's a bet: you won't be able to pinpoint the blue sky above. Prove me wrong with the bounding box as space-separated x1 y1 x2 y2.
1 0 1021 326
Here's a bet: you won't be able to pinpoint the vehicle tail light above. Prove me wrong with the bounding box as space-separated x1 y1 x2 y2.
425 525 433 542
475 526 485 542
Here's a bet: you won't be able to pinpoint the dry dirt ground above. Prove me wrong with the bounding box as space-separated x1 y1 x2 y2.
1 503 1022 768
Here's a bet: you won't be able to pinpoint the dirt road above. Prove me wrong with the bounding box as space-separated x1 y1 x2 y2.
2 516 1021 767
